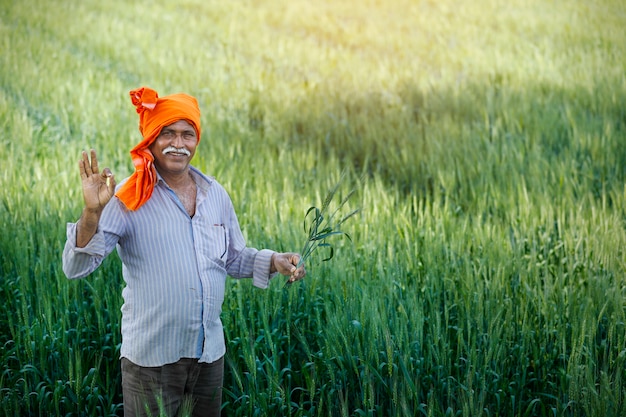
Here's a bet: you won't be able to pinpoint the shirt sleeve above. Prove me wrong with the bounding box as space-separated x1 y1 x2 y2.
252 248 277 289
62 223 108 279
221 193 277 288
62 199 124 279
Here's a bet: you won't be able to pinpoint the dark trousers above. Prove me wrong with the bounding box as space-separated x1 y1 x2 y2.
121 356 224 417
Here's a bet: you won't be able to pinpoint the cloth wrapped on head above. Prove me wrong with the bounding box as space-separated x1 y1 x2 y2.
115 87 202 210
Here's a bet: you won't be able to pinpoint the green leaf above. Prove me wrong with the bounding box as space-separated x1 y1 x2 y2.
312 231 345 241
322 247 334 262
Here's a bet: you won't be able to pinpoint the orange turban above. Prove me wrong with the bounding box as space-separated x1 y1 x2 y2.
115 87 202 210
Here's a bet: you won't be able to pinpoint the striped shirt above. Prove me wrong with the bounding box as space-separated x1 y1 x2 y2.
62 166 275 367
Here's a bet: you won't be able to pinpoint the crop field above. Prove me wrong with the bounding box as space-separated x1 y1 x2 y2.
1 0 625 415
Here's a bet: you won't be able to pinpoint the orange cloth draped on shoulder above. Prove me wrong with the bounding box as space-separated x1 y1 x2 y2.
115 87 202 211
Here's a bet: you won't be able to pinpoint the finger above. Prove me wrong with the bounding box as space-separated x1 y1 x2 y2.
90 149 99 174
79 159 87 180
289 273 304 283
107 175 116 194
80 151 91 178
289 265 306 282
294 266 306 280
102 169 116 192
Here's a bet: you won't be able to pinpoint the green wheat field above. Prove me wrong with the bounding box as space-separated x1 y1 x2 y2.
1 0 625 415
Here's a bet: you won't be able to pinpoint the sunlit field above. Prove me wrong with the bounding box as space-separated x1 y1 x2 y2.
1 0 625 415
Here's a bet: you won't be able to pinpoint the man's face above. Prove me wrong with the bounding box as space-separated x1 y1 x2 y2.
149 119 198 177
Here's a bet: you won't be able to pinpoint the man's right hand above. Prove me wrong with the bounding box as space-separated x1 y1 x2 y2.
80 149 116 212
76 150 116 248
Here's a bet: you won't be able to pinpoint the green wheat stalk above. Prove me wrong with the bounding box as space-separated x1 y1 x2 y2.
286 174 360 287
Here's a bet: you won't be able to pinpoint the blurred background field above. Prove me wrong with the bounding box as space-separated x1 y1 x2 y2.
1 0 625 415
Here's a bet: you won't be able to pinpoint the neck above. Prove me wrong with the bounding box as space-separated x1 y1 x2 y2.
158 168 193 189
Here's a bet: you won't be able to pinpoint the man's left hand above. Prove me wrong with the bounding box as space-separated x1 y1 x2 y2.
271 253 306 284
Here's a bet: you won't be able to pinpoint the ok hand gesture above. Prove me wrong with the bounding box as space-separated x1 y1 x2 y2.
79 149 116 213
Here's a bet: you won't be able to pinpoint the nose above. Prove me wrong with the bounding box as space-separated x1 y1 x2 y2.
172 133 185 147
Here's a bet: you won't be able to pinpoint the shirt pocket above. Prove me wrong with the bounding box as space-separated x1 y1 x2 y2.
203 224 229 265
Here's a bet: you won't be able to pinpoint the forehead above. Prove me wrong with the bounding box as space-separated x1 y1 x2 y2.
162 119 195 131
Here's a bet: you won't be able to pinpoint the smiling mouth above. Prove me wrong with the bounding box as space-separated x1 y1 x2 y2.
162 146 191 157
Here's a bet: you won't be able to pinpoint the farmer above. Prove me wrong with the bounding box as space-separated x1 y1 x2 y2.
62 87 306 417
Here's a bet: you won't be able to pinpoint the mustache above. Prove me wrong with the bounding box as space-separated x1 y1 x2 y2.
162 146 191 156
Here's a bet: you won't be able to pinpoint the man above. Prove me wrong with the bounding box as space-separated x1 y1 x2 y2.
62 87 306 417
